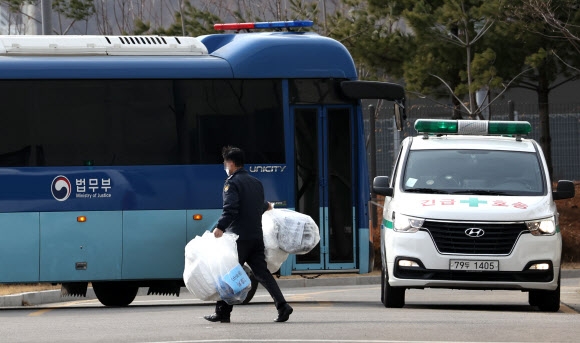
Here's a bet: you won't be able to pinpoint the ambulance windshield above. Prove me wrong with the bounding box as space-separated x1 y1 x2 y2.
403 150 545 196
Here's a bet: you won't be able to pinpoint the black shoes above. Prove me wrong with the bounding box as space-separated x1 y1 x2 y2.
203 305 292 323
203 313 230 323
275 303 293 322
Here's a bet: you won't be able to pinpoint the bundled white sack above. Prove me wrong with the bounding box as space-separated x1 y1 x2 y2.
183 231 252 304
270 209 320 255
183 231 220 301
262 211 289 273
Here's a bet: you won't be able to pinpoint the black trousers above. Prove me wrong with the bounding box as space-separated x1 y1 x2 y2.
215 239 287 315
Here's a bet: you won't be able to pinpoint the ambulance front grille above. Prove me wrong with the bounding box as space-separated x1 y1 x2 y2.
422 220 528 255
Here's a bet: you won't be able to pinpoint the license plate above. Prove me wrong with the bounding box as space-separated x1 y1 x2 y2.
449 260 499 271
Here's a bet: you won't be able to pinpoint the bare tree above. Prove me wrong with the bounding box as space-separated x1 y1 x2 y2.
90 0 183 35
521 0 580 54
1 0 334 36
516 0 580 73
0 0 41 34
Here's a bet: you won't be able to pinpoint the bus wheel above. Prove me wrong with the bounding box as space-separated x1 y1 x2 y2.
241 265 259 305
535 274 561 312
381 266 405 308
92 281 139 307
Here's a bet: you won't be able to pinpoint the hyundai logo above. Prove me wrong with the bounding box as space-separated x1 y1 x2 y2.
465 228 485 238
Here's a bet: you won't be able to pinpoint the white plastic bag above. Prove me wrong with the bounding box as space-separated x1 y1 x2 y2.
262 211 289 272
183 231 220 301
183 231 252 304
269 209 320 255
215 264 252 304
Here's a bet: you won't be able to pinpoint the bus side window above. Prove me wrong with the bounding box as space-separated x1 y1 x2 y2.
189 79 284 165
36 145 46 166
0 146 31 167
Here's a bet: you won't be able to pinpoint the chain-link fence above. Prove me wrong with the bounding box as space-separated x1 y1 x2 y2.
363 102 580 181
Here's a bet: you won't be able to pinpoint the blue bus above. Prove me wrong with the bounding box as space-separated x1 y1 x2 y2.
0 20 405 306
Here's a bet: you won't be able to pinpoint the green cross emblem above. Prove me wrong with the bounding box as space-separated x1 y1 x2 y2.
460 197 487 207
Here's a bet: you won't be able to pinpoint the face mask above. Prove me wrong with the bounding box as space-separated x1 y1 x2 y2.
225 167 230 176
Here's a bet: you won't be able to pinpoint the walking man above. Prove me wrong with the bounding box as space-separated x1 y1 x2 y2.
204 146 293 323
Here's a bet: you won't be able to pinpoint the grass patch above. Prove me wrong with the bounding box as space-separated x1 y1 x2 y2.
0 284 60 296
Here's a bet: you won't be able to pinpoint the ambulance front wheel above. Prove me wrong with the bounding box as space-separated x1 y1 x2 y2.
529 274 560 312
381 266 405 308
528 290 540 306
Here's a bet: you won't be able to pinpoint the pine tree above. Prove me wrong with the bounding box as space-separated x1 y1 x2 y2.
52 0 95 34
499 0 580 177
339 0 579 175
326 0 412 81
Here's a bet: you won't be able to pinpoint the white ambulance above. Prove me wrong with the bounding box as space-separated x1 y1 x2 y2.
373 119 575 312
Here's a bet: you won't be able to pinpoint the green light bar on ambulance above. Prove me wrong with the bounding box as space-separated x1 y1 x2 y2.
488 121 532 135
414 119 458 134
414 119 531 136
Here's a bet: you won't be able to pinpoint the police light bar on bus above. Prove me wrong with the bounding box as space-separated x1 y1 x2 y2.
214 20 313 31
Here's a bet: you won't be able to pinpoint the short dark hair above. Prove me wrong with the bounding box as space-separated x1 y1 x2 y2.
222 146 244 167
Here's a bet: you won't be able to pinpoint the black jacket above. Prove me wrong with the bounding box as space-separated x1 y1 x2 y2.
216 168 268 240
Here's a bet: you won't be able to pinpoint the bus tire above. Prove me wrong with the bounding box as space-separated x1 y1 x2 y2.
241 265 259 305
92 281 139 307
535 274 561 312
381 266 405 308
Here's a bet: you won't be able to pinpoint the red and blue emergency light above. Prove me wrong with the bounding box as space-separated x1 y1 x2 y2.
214 20 313 31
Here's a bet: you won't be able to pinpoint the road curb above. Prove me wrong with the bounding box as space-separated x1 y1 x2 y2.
561 269 580 278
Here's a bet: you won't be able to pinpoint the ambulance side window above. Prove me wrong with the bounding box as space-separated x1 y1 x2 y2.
390 144 405 188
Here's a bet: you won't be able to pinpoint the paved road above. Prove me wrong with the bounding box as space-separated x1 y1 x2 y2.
2 273 580 343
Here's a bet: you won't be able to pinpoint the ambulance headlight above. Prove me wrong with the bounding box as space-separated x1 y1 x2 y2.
393 213 424 233
526 217 556 236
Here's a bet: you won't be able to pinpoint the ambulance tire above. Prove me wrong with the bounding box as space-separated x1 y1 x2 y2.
241 265 259 305
92 281 138 307
534 274 561 312
381 267 385 304
381 266 405 308
528 290 540 307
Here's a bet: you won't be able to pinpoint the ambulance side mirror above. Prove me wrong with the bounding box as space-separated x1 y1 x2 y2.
553 180 575 200
373 176 393 197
